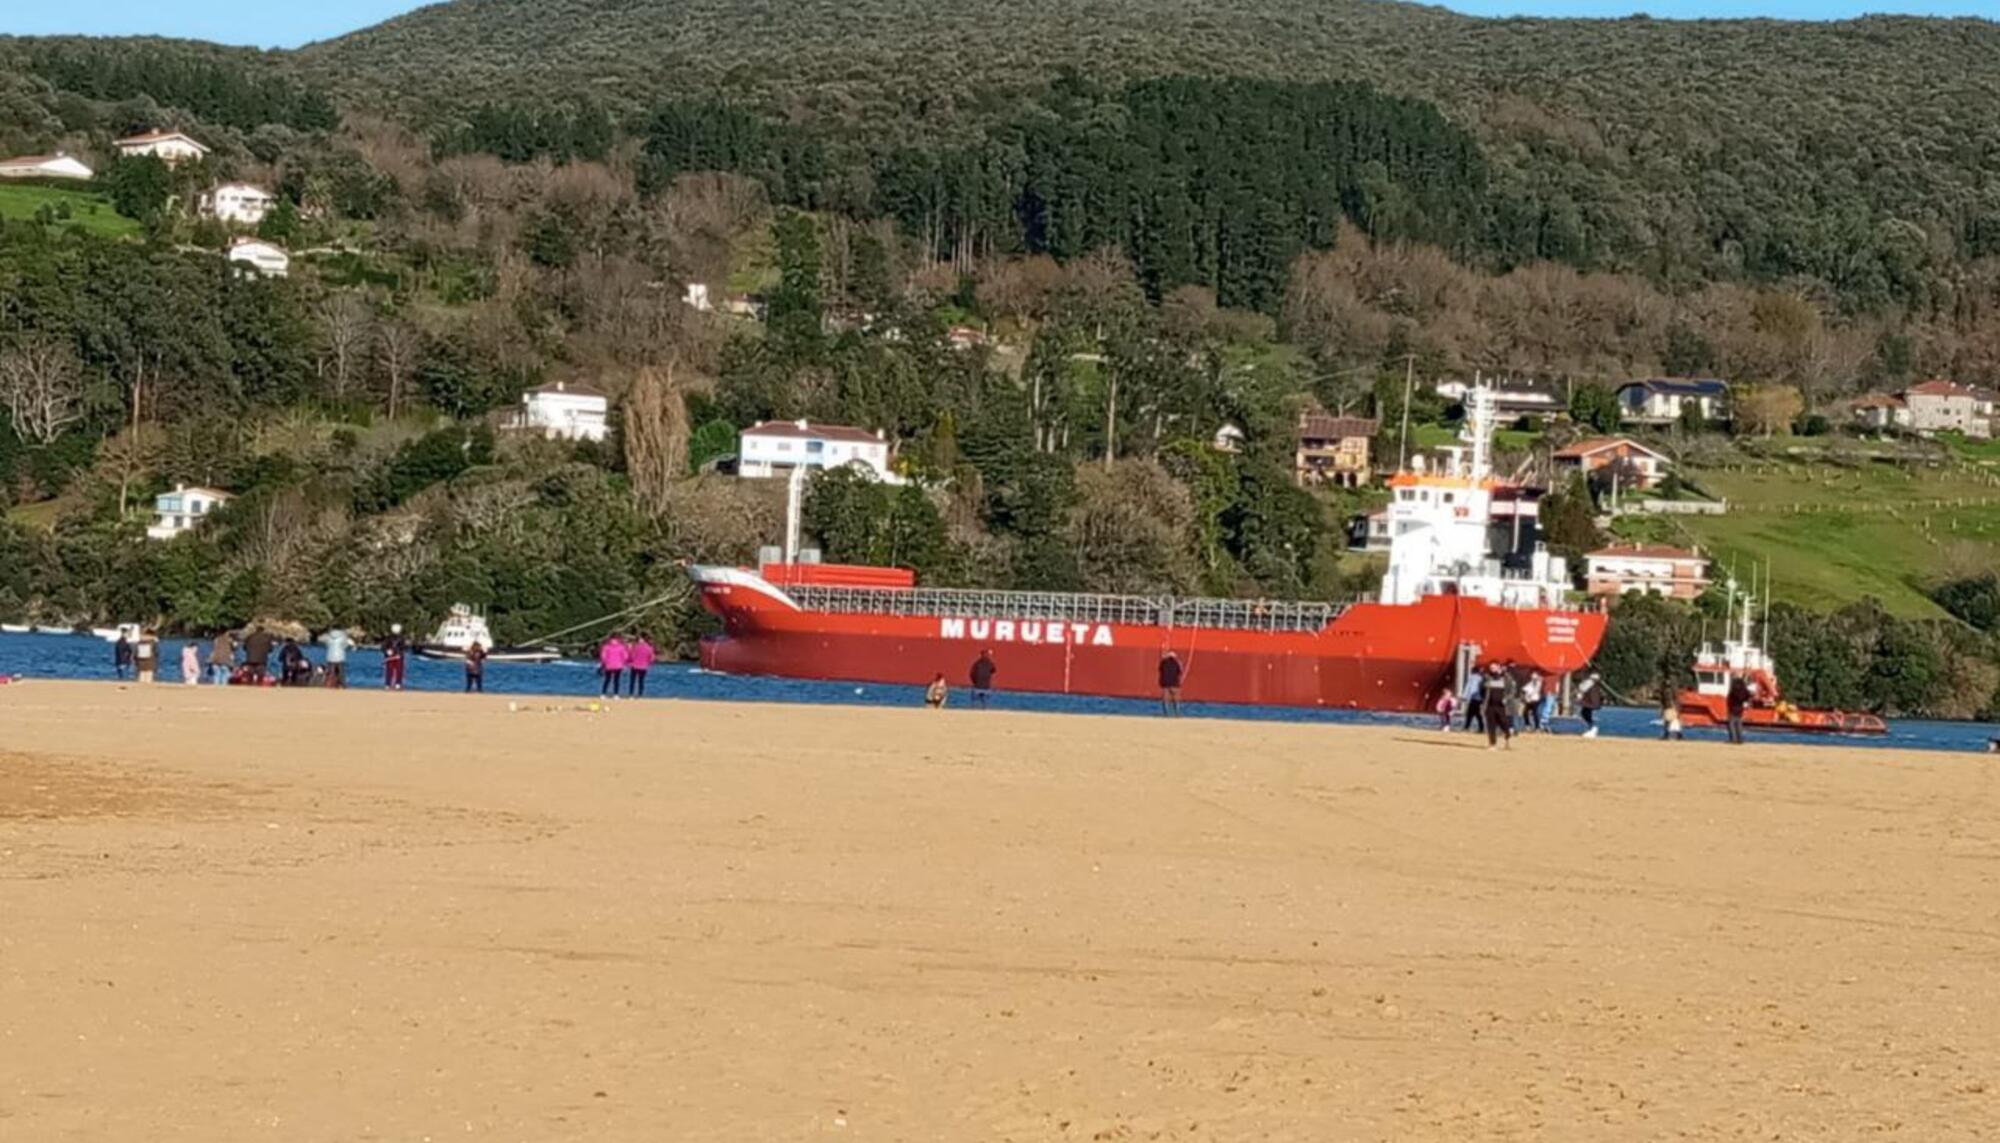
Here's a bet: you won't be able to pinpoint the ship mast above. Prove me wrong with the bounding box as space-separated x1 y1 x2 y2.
1463 384 1495 481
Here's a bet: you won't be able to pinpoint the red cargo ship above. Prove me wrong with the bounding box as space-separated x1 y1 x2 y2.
692 388 1608 712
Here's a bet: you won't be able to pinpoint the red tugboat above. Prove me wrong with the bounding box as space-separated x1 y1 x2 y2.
690 388 1608 713
1675 584 1888 736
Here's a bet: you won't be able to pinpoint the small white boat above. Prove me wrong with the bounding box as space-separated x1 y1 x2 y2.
414 604 559 664
33 624 74 636
0 623 30 634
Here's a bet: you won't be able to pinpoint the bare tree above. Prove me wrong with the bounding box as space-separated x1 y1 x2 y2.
317 293 374 403
0 339 85 445
375 318 420 420
623 365 690 517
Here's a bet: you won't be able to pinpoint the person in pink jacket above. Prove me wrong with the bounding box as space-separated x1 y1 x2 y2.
627 634 656 698
598 634 629 699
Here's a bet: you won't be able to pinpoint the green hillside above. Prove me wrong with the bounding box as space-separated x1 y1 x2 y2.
0 183 139 237
294 1 2000 305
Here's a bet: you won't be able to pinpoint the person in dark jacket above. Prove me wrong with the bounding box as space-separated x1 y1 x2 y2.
969 649 997 709
278 638 310 686
464 641 487 693
1158 651 1185 717
1726 674 1752 745
113 633 134 680
381 624 408 691
241 628 275 686
1481 664 1512 750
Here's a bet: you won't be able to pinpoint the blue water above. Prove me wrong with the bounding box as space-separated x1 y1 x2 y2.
3 631 1994 754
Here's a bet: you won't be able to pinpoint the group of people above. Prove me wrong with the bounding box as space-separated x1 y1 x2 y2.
1436 665 1607 749
594 633 657 698
926 648 1189 716
115 626 354 689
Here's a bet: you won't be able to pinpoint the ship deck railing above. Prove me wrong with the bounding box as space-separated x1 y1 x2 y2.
781 584 1346 633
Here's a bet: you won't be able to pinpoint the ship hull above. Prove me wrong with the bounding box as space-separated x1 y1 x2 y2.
694 569 1606 713
1675 692 1888 736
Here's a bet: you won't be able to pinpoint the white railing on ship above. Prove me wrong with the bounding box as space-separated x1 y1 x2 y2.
781 584 1344 633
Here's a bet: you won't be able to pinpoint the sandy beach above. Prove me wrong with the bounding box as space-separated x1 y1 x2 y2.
1 681 1996 1140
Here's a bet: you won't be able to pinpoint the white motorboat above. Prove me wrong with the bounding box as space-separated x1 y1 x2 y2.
414 604 560 664
1 623 30 634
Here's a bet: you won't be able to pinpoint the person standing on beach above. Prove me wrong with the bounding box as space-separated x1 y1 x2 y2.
1158 650 1184 717
1521 672 1544 732
1481 664 1511 750
113 632 134 680
381 624 408 691
925 673 949 710
599 633 629 699
1460 669 1485 733
1725 674 1752 745
180 640 201 686
1661 693 1684 741
321 626 352 689
208 629 236 685
627 634 655 698
242 627 275 686
1577 670 1606 739
969 649 997 709
464 640 487 693
134 629 159 684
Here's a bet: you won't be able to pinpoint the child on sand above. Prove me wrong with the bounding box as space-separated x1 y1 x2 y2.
181 641 201 686
925 673 948 710
1435 687 1456 730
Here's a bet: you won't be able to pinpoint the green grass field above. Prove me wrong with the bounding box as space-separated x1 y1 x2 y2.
1617 462 2000 617
0 183 140 238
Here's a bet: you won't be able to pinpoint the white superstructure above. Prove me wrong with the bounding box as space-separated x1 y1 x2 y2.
428 604 494 651
1377 386 1572 609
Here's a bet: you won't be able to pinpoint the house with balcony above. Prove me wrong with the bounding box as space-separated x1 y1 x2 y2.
114 130 210 165
1294 408 1379 488
147 485 232 541
1551 437 1673 491
505 380 609 442
1904 380 1993 439
738 420 900 483
1583 544 1711 601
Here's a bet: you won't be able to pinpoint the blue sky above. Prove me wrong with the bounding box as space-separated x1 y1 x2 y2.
0 1 1992 49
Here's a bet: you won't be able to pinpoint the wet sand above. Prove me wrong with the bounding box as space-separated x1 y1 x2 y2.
2 680 1996 1140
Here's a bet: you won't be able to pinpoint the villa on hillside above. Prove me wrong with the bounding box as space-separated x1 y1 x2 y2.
227 238 290 278
1583 543 1711 602
738 420 901 483
504 380 609 442
114 130 209 165
1849 381 1996 439
0 152 94 181
1551 437 1673 491
202 183 276 226
1294 407 1379 488
147 485 232 541
1616 378 1731 426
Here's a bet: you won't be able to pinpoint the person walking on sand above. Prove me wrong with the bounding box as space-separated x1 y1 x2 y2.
321 625 353 689
464 640 487 694
1158 650 1184 717
627 634 655 698
1537 678 1557 734
1502 666 1526 745
381 624 408 691
208 629 236 686
113 631 134 680
134 629 159 685
1725 673 1752 745
1482 664 1511 750
599 633 629 699
925 672 949 710
1460 668 1485 734
1521 671 1544 732
969 649 997 709
1661 693 1684 741
1577 670 1606 739
180 640 201 686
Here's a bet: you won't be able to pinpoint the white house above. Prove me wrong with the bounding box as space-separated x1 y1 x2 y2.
1583 544 1711 602
505 380 609 442
203 183 276 226
1904 380 1992 439
0 152 94 181
227 237 290 278
147 484 231 541
738 420 901 483
114 130 210 165
682 282 713 312
1616 378 1731 425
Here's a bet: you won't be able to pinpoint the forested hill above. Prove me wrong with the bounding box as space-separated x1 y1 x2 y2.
293 0 2000 304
